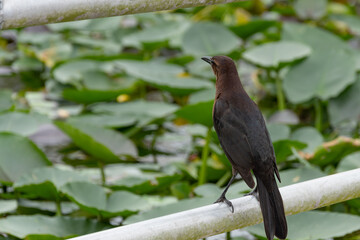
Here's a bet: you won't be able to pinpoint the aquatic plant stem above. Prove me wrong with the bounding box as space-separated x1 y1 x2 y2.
199 127 212 185
275 70 285 110
315 98 322 132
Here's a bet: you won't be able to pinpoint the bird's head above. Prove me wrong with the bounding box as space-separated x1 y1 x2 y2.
201 56 237 78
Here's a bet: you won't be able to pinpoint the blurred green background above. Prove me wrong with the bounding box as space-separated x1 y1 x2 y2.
0 0 360 239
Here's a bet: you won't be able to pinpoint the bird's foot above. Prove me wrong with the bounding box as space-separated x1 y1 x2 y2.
214 195 234 213
244 187 259 201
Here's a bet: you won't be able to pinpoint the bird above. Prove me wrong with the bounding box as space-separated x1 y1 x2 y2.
201 56 287 240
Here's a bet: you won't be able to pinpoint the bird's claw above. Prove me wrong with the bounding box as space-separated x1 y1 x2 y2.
214 196 234 213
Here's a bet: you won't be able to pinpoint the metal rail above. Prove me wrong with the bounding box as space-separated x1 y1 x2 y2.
0 0 242 29
70 168 360 240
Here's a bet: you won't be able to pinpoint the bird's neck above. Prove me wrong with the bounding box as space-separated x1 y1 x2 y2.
215 72 245 99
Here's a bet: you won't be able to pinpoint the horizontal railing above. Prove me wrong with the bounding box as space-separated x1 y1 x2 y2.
0 0 243 29
70 168 360 240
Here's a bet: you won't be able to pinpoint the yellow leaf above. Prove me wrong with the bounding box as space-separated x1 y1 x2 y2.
177 72 190 78
117 94 130 103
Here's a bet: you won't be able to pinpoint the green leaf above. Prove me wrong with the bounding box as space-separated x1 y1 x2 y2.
110 172 182 194
337 151 360 172
69 114 137 128
182 22 240 56
62 71 136 104
18 199 79 215
328 77 360 128
284 49 356 103
291 127 323 153
91 100 179 127
0 133 51 183
123 196 210 225
0 112 49 136
247 211 360 240
330 14 360 36
17 32 62 45
175 100 213 127
277 167 326 188
55 121 138 162
0 200 17 214
115 60 213 95
14 167 90 200
61 182 150 218
188 87 216 104
71 36 121 53
294 0 327 20
12 57 43 72
267 123 290 142
229 19 277 40
242 41 311 69
308 137 360 168
0 215 109 239
122 22 190 48
170 182 191 199
62 88 133 104
273 139 307 163
283 23 357 103
0 89 13 112
53 60 101 84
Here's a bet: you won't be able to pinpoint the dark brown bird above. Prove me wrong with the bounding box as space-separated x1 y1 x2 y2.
202 56 287 240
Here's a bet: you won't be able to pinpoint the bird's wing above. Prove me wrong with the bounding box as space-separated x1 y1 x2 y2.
213 98 255 188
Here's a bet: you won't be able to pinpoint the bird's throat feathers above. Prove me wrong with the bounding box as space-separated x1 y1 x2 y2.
214 69 244 97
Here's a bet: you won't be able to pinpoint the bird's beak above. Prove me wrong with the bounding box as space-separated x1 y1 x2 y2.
201 56 214 65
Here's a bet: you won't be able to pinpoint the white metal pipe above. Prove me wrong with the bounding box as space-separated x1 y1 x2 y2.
70 168 360 240
0 0 242 30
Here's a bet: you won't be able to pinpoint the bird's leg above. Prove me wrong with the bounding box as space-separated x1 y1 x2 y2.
244 186 259 201
214 174 237 213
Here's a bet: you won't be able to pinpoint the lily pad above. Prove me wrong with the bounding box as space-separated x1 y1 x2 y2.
122 21 190 48
0 215 109 239
277 167 325 188
69 114 137 128
18 199 79 215
304 137 360 168
55 121 138 162
62 88 134 104
242 41 311 69
115 60 213 95
267 123 290 142
0 89 13 112
175 100 213 127
61 72 136 104
0 112 49 136
291 127 323 153
0 133 51 184
337 151 360 172
70 36 121 53
109 172 182 195
283 22 357 103
14 167 90 200
230 19 277 40
247 211 360 240
53 60 103 84
294 0 327 20
61 181 150 218
330 14 360 36
90 100 179 127
182 22 241 56
273 139 307 163
328 77 360 128
0 200 17 214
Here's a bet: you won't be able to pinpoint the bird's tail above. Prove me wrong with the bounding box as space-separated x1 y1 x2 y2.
256 174 287 240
